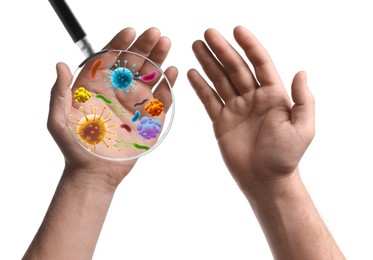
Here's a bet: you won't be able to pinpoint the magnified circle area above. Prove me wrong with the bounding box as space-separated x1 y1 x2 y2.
65 50 174 161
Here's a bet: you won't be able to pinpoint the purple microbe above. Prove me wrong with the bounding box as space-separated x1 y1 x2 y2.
136 116 162 140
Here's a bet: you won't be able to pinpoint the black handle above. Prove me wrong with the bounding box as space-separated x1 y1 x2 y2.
49 0 86 43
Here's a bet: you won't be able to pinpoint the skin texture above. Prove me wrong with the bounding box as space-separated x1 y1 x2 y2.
22 27 178 260
187 26 345 260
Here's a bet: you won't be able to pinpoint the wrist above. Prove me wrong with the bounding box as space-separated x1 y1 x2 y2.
62 157 136 191
241 169 345 259
23 165 117 260
242 168 304 204
61 166 118 195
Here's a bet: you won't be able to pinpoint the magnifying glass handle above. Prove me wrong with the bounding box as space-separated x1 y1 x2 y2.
49 0 95 58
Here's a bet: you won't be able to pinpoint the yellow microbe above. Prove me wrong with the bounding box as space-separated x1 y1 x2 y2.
144 99 164 116
69 105 117 154
74 87 92 103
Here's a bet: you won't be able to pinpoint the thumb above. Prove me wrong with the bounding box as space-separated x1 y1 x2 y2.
291 71 315 139
47 62 72 133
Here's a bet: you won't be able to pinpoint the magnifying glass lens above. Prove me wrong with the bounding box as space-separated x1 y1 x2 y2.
65 50 174 161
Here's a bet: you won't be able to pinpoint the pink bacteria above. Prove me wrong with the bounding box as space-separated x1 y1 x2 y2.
141 70 157 82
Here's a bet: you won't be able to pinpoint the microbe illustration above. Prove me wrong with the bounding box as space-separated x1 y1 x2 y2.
109 103 126 118
141 70 157 83
96 94 113 105
74 87 92 103
120 124 131 132
104 59 141 95
95 94 126 118
90 59 103 81
131 110 141 122
144 99 164 116
134 98 149 107
114 139 150 151
132 142 150 150
136 116 162 140
69 105 117 154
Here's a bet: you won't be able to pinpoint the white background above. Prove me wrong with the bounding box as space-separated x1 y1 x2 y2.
1 0 372 259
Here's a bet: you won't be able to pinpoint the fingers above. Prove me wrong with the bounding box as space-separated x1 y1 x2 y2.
76 27 137 83
138 36 172 86
101 27 165 74
192 40 238 102
128 27 161 54
124 27 162 68
203 28 259 93
233 26 282 87
141 36 171 69
291 71 315 138
103 27 136 50
47 62 72 134
153 66 178 113
187 69 224 121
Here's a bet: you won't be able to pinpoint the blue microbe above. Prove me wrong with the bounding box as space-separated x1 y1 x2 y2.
111 67 133 90
131 110 141 122
104 60 141 95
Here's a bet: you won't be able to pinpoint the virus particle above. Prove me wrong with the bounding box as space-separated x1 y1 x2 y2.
134 98 148 107
104 59 141 95
95 94 125 118
96 94 113 105
69 105 117 154
74 87 92 103
90 59 103 81
113 139 131 151
141 70 157 83
109 103 126 118
144 99 164 117
136 116 162 140
113 139 150 151
131 110 140 122
120 124 131 132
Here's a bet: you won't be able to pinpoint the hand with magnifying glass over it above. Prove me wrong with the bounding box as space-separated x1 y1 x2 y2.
23 27 177 260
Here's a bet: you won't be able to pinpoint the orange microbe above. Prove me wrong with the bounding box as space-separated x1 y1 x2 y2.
69 105 117 153
90 59 104 81
144 99 164 117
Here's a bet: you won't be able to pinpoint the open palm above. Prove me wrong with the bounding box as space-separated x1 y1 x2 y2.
188 26 314 188
48 27 177 184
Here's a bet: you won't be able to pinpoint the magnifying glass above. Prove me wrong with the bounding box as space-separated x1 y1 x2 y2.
49 0 175 161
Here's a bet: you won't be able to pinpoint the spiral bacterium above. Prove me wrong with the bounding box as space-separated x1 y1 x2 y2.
69 105 117 154
104 59 141 95
134 98 148 107
136 116 162 140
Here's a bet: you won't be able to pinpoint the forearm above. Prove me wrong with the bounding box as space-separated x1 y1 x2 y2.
244 169 345 260
23 168 116 260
